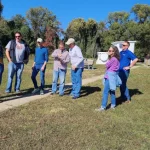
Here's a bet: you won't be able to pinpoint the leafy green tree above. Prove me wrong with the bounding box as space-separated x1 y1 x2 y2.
107 12 129 25
0 0 3 19
26 7 60 41
131 4 150 23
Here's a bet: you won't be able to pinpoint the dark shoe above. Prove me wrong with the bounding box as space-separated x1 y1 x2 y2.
32 88 40 94
15 90 22 94
5 90 10 93
40 89 44 95
72 96 79 99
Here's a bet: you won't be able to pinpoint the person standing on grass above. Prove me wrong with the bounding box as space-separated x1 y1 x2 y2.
50 42 70 96
5 32 30 93
119 41 138 103
0 44 4 86
95 45 121 111
31 38 48 95
65 38 84 99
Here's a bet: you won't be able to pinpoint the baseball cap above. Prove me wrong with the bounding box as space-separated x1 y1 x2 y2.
65 38 75 45
37 38 43 43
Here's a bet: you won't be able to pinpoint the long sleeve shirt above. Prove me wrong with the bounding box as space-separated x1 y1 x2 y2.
52 49 70 71
69 45 84 68
104 57 120 79
34 47 48 66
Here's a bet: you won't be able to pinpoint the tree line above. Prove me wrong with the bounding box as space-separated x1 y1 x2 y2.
0 2 150 60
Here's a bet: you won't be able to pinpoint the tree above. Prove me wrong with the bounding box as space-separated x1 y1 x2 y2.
26 7 60 41
0 0 3 19
66 18 87 55
131 4 150 23
107 12 129 26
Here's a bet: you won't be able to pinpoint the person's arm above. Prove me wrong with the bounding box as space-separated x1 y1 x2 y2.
124 52 138 70
51 49 58 58
124 58 138 70
106 58 115 69
72 47 84 70
6 49 12 62
5 41 12 62
59 52 70 64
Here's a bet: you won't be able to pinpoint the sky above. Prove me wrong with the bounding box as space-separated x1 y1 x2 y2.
2 0 150 30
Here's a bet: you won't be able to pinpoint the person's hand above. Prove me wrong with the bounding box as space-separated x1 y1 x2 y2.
32 65 34 70
72 65 76 70
9 59 12 63
41 66 45 71
58 53 62 58
123 66 130 70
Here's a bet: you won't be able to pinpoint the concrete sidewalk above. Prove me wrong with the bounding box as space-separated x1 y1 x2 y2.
0 74 104 112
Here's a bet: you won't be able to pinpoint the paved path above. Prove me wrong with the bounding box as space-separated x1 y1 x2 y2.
0 65 140 112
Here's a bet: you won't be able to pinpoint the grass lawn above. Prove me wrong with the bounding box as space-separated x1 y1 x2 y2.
0 62 150 149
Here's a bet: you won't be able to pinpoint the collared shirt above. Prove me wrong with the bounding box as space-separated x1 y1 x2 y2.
52 49 70 71
119 49 137 70
69 45 84 68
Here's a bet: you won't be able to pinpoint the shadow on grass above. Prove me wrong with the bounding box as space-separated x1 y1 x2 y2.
0 84 52 103
105 88 143 109
116 88 143 106
80 86 101 97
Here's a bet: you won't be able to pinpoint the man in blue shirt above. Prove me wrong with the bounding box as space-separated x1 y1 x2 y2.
31 38 48 95
119 41 138 103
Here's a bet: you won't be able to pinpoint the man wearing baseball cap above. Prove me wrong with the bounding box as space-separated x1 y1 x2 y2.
66 38 84 99
31 38 48 95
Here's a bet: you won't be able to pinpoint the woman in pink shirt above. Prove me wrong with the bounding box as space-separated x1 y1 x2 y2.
96 45 121 111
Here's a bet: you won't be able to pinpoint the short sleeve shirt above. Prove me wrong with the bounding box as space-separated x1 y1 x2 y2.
6 41 25 63
119 49 137 70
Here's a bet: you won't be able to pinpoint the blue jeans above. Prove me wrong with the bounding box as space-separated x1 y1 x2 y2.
71 68 83 97
119 70 131 100
31 65 46 90
6 62 24 92
0 63 4 85
101 79 116 109
52 69 66 95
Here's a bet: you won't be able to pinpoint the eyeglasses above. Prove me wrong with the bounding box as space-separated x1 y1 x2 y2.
15 36 21 38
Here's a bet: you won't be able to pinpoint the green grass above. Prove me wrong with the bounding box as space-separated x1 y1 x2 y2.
0 66 150 150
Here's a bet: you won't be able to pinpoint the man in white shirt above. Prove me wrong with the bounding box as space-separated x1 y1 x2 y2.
66 38 84 99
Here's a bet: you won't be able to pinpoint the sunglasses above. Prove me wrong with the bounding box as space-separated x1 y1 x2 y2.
122 44 128 46
15 36 21 38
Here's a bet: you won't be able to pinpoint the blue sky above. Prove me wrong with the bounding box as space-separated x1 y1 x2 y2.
2 0 150 30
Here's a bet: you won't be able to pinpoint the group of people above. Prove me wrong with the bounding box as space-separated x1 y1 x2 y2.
0 32 84 99
0 31 138 109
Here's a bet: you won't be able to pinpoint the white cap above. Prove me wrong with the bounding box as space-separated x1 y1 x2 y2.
65 38 75 45
37 38 43 43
